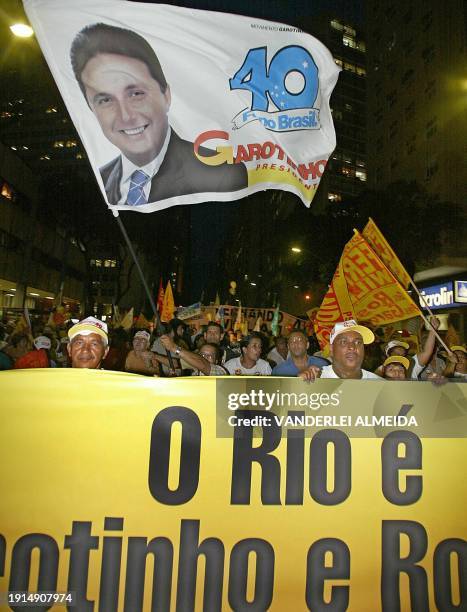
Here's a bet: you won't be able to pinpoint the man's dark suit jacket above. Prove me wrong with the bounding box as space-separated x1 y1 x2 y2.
100 131 247 206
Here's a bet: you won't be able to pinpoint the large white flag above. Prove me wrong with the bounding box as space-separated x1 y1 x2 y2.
24 0 340 213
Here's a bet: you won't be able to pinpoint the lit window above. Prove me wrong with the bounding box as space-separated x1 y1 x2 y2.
10 146 17 151
330 19 343 31
65 140 77 148
45 107 58 113
356 170 367 181
1 111 13 119
343 35 357 49
356 159 365 167
343 25 356 36
343 62 356 73
341 166 355 177
328 192 342 202
356 66 366 77
39 155 50 161
357 41 366 52
22 145 28 150
53 141 64 148
334 58 343 67
95 259 102 267
76 152 85 159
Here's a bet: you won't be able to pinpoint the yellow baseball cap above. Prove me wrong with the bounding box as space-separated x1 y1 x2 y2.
383 355 410 370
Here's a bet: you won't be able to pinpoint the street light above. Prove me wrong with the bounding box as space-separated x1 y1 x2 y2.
10 24 34 38
291 247 302 253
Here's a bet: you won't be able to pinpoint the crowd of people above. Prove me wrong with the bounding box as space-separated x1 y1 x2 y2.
0 312 465 382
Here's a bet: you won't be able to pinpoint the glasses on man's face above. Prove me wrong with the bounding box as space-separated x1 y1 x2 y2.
335 337 364 348
200 351 215 361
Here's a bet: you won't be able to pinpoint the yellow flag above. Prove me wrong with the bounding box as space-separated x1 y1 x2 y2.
13 315 30 336
253 316 263 332
315 231 421 348
233 303 242 331
362 218 411 289
161 282 175 323
118 307 134 331
343 231 421 324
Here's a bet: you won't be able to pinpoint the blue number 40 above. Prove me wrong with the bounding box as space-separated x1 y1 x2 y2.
230 46 318 112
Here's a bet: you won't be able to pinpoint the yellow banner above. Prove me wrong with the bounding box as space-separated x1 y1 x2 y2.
1 371 466 610
362 218 412 289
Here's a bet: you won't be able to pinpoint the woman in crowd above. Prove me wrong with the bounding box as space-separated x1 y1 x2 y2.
224 333 272 376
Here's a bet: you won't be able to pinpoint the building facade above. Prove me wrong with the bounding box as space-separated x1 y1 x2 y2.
365 0 467 206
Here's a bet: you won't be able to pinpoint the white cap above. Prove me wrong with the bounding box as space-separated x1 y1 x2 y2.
68 316 108 344
34 336 51 350
385 340 410 355
134 330 151 342
329 320 374 345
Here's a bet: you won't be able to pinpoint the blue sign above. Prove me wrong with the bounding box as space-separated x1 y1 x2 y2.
419 282 456 309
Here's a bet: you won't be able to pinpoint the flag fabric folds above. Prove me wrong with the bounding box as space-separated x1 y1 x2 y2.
362 218 412 289
161 282 175 323
234 303 243 332
271 304 280 337
24 0 340 213
314 231 421 348
156 278 165 314
118 307 134 331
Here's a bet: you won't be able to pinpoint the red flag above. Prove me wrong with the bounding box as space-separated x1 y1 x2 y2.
156 278 165 313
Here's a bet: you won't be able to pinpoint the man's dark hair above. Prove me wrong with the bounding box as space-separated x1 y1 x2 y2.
205 321 224 333
70 23 168 103
240 332 264 354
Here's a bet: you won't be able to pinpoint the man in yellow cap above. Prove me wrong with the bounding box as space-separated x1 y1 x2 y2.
67 316 109 369
320 320 380 379
299 320 380 381
381 355 410 380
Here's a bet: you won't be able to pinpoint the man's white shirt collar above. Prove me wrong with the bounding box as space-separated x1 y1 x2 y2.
118 127 171 205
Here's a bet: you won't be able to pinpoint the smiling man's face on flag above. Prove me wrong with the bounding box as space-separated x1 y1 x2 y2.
81 53 171 167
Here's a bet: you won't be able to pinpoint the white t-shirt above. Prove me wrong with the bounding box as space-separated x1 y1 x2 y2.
267 348 286 366
410 354 445 380
320 365 381 379
224 357 272 376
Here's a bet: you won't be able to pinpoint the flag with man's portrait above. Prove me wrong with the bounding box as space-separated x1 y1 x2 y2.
24 0 340 214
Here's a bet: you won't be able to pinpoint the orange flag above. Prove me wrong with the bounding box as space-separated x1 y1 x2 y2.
135 313 151 329
161 282 175 323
